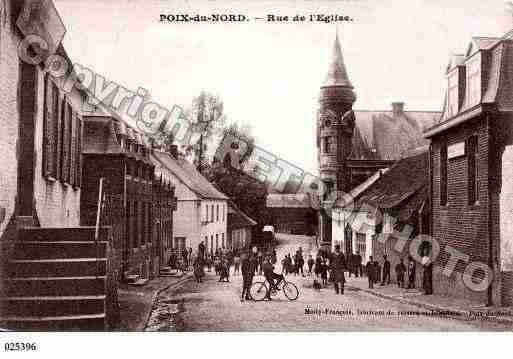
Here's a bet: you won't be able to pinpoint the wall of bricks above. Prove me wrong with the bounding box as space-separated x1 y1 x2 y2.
430 117 492 304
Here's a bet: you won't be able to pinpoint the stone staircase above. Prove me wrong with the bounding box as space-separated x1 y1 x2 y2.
0 227 116 331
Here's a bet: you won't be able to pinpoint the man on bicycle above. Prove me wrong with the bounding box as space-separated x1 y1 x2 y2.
262 256 284 300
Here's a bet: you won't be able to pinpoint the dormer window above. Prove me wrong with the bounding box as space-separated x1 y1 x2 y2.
466 56 481 107
447 70 459 117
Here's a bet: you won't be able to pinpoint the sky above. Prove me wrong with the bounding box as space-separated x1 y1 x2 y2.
54 0 512 174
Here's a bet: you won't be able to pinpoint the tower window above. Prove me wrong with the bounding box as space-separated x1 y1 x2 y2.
324 136 334 153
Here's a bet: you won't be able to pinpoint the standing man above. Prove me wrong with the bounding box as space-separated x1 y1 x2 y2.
241 253 254 302
330 244 346 295
355 251 362 277
407 255 416 289
366 256 376 289
395 258 406 288
422 249 433 295
381 255 391 286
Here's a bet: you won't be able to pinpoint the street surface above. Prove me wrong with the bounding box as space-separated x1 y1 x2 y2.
153 234 512 331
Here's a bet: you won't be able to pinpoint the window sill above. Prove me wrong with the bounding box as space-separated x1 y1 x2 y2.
44 176 57 183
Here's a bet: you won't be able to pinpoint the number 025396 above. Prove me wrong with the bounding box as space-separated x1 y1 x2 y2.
4 342 37 351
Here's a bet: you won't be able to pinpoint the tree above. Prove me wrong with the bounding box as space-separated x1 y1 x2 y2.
186 92 225 173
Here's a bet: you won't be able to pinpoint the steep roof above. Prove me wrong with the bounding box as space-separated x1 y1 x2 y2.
353 151 429 222
323 32 353 88
151 150 228 200
426 30 513 137
228 201 257 228
351 108 441 160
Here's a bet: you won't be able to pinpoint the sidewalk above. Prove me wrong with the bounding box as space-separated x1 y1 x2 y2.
346 276 513 325
116 272 193 331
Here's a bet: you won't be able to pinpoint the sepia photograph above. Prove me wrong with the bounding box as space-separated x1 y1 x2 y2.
1 0 513 350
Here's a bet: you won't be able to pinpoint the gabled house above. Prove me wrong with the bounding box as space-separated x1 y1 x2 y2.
151 147 228 257
227 201 257 250
424 29 513 306
81 107 176 281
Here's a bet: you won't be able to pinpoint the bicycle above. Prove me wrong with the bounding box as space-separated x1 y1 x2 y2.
249 278 299 301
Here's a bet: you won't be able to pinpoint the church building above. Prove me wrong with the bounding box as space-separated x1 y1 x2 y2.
316 33 441 248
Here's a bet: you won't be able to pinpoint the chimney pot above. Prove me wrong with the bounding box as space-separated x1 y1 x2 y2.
392 102 404 115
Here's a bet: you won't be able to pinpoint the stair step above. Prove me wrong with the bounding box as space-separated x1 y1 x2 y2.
11 241 108 260
0 313 106 331
7 258 107 277
18 227 110 242
1 277 107 297
0 295 106 317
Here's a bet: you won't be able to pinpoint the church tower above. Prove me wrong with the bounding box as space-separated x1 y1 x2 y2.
317 32 356 244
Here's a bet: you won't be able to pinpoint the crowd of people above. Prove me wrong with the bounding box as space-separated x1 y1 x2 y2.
168 241 433 299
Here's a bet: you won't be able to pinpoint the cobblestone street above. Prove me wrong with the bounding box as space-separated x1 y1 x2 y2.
152 234 513 331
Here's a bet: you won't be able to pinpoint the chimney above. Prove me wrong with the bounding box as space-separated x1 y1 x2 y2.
169 144 178 159
391 102 404 116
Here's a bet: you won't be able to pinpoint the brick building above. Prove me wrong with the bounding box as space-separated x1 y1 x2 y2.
424 30 513 306
316 33 441 247
81 108 176 280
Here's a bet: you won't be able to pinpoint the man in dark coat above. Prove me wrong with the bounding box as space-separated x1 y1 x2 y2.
407 255 416 289
422 250 433 295
347 252 354 278
262 256 284 301
395 258 406 288
241 253 254 301
381 255 391 286
366 256 376 289
355 251 363 277
330 244 346 295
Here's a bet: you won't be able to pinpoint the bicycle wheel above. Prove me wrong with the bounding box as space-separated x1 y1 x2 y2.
283 281 299 301
250 281 268 301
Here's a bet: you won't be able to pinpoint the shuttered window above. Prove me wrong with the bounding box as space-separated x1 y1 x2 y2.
59 99 67 182
440 143 448 206
42 78 60 178
467 135 478 205
75 115 82 188
42 74 52 177
69 110 77 187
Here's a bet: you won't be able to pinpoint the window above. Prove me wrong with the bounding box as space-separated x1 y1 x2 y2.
205 204 209 222
42 75 58 178
74 115 82 188
323 136 334 154
447 71 459 117
211 235 214 251
205 236 208 251
356 233 366 256
440 143 448 206
216 204 219 222
211 204 214 222
215 234 219 249
222 233 225 248
467 135 478 205
323 180 334 201
466 57 481 106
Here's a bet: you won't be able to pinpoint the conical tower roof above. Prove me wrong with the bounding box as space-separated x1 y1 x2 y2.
323 32 353 88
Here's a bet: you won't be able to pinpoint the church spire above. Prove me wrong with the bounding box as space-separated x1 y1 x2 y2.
323 31 353 88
